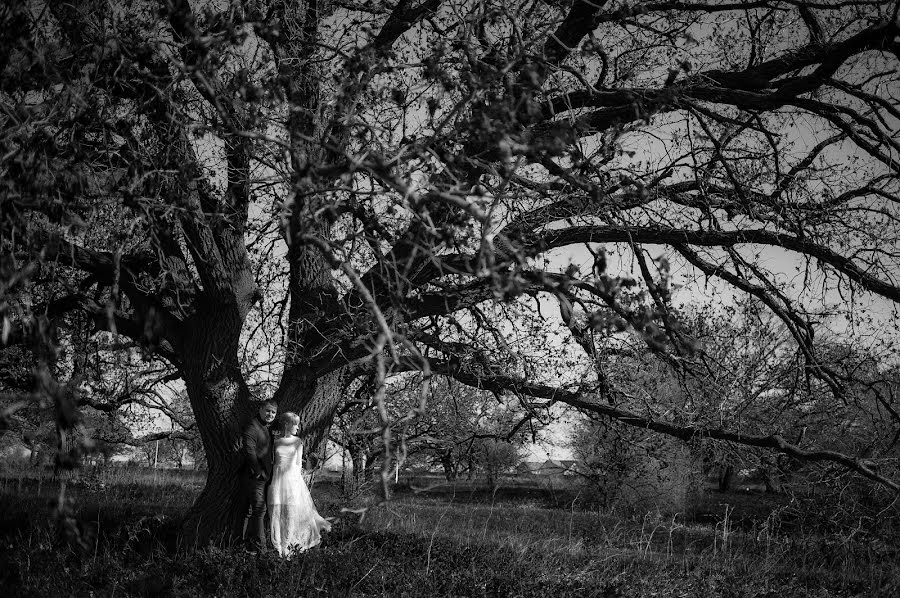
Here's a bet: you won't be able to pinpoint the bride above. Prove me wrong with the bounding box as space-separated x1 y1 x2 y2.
268 412 332 556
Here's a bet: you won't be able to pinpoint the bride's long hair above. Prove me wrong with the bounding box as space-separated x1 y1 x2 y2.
272 412 300 437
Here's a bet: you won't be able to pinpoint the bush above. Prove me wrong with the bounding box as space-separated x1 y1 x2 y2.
571 417 702 515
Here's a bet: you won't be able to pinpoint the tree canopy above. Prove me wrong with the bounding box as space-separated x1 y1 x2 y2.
2 0 900 543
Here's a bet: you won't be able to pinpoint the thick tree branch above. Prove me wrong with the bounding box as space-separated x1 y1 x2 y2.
36 234 158 282
422 359 900 492
534 19 898 143
544 0 610 66
370 0 443 50
540 225 900 303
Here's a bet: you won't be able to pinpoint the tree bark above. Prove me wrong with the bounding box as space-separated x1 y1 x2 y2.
276 367 346 458
177 303 254 547
441 449 457 482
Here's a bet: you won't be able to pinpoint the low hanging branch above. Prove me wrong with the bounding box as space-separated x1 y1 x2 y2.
423 359 900 493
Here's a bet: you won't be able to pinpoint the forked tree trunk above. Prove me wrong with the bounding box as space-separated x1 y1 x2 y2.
178 312 348 546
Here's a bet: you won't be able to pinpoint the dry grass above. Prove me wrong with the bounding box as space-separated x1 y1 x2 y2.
1 465 897 597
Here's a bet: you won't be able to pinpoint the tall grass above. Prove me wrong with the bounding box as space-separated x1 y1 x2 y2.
1 465 897 597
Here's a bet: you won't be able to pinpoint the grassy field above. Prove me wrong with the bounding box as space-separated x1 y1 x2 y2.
0 466 897 597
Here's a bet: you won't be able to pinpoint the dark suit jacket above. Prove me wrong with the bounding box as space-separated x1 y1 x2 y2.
241 416 273 480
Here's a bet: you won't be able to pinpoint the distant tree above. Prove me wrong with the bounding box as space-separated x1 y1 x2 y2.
568 332 691 507
472 438 521 489
391 375 541 481
333 374 538 494
572 299 900 503
0 289 182 469
572 415 652 507
159 438 188 469
92 439 128 468
3 0 900 546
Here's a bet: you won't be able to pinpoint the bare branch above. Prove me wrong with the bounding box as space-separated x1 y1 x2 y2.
424 359 900 492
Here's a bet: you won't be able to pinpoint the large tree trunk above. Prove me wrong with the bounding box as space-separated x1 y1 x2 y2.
275 175 350 457
178 305 254 548
276 367 346 458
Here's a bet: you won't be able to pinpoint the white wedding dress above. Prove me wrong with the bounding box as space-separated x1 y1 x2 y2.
268 437 331 556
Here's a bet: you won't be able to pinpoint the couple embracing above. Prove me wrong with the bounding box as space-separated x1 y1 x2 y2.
238 399 331 556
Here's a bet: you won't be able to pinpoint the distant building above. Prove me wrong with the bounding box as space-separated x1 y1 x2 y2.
515 461 545 475
539 459 567 475
516 459 584 477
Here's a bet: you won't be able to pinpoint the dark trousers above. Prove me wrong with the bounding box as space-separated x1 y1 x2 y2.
241 475 269 549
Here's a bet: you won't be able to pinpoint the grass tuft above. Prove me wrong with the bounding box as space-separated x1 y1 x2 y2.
1 466 897 597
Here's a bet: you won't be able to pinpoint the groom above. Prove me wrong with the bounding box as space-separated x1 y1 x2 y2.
238 399 277 551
